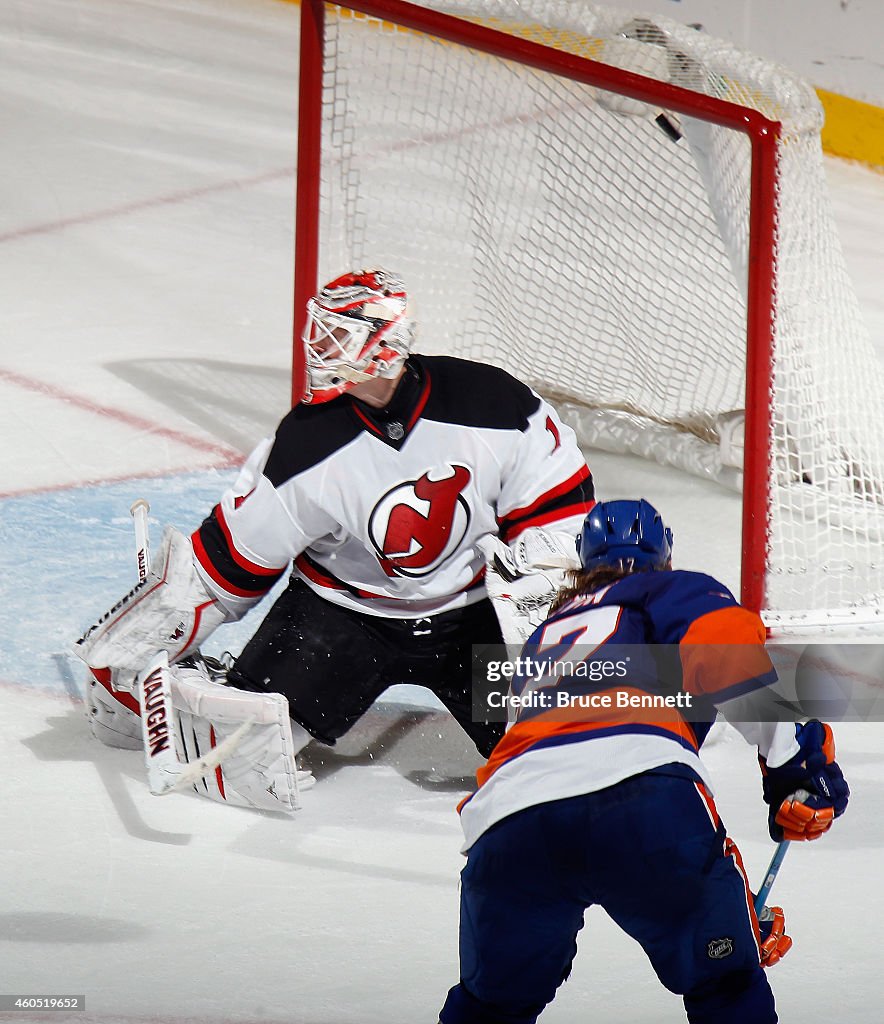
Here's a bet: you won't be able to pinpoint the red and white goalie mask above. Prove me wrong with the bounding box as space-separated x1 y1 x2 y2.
301 269 416 404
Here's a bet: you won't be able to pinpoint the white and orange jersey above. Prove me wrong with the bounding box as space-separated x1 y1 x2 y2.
458 569 784 850
191 354 594 619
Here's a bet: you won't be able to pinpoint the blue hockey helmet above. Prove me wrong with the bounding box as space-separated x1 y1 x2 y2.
576 499 673 572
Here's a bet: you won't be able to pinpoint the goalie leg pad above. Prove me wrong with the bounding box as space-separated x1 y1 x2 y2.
85 667 143 749
170 663 308 813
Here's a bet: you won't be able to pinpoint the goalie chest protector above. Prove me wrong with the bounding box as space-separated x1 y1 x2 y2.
193 355 593 618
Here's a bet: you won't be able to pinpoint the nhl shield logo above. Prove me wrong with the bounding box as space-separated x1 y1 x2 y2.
707 937 734 959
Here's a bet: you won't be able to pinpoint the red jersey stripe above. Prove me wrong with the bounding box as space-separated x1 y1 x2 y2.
192 530 274 599
501 500 595 542
404 373 432 432
499 465 592 526
215 505 288 577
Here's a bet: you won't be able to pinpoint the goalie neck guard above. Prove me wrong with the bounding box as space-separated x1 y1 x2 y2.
301 269 416 404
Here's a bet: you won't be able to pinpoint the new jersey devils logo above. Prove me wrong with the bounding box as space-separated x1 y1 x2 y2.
368 465 472 577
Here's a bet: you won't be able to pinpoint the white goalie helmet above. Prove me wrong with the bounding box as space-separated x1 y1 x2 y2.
301 268 416 404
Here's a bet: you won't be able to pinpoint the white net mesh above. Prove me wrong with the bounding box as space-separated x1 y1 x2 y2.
311 1 884 624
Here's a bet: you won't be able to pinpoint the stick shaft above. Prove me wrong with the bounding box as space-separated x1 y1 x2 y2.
754 840 791 914
126 499 255 797
130 499 151 581
128 500 180 795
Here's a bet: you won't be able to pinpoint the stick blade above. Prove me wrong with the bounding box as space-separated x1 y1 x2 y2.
154 718 256 796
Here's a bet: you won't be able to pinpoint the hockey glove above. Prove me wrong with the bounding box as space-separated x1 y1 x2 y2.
760 720 849 841
757 905 792 968
477 530 577 647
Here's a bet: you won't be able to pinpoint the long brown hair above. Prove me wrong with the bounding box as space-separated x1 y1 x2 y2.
549 561 671 614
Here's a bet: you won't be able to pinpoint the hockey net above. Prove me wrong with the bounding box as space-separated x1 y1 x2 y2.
295 0 884 629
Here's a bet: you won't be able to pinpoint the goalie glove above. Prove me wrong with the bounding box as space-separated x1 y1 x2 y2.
478 529 579 647
760 720 849 841
74 526 230 685
501 526 583 575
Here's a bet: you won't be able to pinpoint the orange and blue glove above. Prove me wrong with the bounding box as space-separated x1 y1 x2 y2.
760 720 849 841
757 905 792 968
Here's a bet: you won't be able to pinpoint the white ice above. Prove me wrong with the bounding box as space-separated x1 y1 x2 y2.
1 1 882 1022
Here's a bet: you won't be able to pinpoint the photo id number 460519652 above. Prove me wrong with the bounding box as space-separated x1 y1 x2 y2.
0 996 85 1011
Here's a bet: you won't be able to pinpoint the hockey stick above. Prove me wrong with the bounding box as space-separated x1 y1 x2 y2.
753 783 814 912
130 498 151 583
130 500 183 795
754 840 791 915
138 649 254 795
129 500 254 796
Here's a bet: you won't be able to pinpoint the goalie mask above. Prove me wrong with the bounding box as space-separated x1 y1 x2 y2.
301 269 416 404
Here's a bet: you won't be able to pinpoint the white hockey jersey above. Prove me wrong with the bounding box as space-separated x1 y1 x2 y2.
192 355 594 620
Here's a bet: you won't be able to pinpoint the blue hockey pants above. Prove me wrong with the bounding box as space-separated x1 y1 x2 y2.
439 769 776 1024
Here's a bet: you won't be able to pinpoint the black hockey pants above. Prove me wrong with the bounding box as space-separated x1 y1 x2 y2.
228 577 505 757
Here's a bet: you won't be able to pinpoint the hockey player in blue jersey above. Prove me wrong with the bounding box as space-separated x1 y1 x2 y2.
440 499 849 1024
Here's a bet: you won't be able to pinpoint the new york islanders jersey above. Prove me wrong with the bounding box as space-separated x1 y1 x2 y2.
191 355 594 619
458 569 779 850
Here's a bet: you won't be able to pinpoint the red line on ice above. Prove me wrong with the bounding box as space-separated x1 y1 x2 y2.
0 368 242 496
0 97 572 245
0 167 292 243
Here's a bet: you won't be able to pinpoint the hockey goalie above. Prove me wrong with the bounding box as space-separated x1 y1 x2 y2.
75 269 595 812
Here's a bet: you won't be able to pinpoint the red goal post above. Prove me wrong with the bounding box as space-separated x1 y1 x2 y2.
293 0 884 629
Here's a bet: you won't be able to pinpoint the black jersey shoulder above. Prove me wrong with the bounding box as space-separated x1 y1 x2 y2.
263 399 362 487
414 354 540 431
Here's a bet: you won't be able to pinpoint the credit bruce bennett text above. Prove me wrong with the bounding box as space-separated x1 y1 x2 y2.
484 658 693 711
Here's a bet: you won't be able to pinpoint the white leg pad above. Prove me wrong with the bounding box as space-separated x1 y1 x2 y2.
170 664 308 813
85 668 143 750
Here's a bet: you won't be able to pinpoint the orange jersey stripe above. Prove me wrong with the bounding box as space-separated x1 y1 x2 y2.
680 605 772 698
724 835 762 954
476 686 698 789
